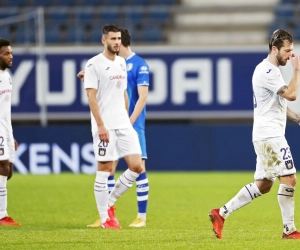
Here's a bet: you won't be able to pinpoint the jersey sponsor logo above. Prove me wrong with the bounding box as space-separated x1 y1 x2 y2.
127 63 133 71
140 66 148 71
0 89 12 95
109 75 126 80
266 69 272 73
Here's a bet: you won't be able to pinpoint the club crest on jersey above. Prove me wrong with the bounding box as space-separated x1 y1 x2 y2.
127 63 133 71
120 64 125 71
285 160 294 170
98 148 106 156
116 81 122 88
0 148 4 156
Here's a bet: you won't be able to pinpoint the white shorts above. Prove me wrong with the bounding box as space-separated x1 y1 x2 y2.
253 136 296 182
0 130 15 163
92 126 141 162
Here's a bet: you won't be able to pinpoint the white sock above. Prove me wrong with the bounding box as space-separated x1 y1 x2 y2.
138 213 146 221
108 169 139 207
278 184 297 234
94 171 110 224
220 182 262 219
0 175 8 219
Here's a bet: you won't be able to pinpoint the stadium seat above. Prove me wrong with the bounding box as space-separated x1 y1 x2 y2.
55 0 78 5
15 26 36 44
0 7 19 19
1 26 11 40
103 0 127 4
74 8 94 25
66 26 87 43
129 0 151 5
140 26 164 42
45 25 61 43
47 7 70 25
4 0 27 6
274 5 294 22
148 6 170 25
154 0 178 4
79 0 103 4
32 0 53 5
90 25 102 43
124 7 144 23
97 7 120 24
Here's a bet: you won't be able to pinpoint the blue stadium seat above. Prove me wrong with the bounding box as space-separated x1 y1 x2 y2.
45 25 61 43
32 0 52 5
74 8 94 25
0 8 19 19
154 0 178 4
98 7 120 24
79 0 103 4
4 0 27 6
66 26 86 43
124 7 144 23
140 26 164 43
274 5 294 22
129 0 151 4
15 26 36 44
103 0 127 4
55 0 78 5
90 26 102 43
281 0 298 3
148 6 170 25
47 7 70 25
1 26 10 40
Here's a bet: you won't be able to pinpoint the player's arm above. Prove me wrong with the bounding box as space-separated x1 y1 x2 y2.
278 54 300 101
129 85 148 125
287 106 300 125
124 90 129 112
86 88 109 142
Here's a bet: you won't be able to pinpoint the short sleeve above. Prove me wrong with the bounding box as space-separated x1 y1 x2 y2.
259 67 286 93
84 60 98 90
136 62 150 86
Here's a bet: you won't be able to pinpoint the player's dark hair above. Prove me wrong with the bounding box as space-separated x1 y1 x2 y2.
102 24 119 35
268 29 293 52
119 28 131 47
0 38 10 49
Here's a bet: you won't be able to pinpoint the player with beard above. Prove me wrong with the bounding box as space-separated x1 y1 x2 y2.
0 38 20 226
209 29 300 239
84 25 142 229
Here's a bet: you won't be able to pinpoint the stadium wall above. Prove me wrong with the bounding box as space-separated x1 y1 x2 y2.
10 46 300 174
13 123 300 174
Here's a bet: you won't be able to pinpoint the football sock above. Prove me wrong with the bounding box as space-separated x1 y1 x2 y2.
136 172 149 221
108 169 139 207
278 184 297 234
108 175 115 194
0 175 8 219
94 171 110 224
220 182 262 219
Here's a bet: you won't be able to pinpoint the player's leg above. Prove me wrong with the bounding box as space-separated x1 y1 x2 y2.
129 159 148 227
108 128 142 208
91 129 120 229
209 139 277 239
87 160 117 228
279 174 300 239
0 135 20 226
129 127 148 227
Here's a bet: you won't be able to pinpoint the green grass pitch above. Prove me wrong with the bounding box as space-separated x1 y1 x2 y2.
2 172 300 249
